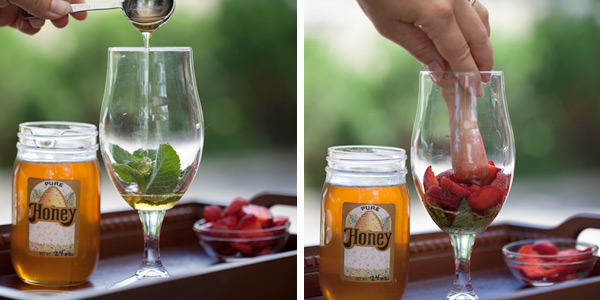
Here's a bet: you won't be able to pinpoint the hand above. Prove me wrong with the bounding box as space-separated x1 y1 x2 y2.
0 0 87 35
357 0 493 94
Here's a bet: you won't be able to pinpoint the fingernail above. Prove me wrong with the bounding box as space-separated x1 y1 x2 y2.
477 84 485 97
426 61 444 81
29 18 44 29
50 0 71 16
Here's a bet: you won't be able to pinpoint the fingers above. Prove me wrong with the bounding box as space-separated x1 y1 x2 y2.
472 1 490 36
51 14 68 28
454 0 493 81
67 0 87 21
357 0 446 73
380 21 447 74
10 0 70 19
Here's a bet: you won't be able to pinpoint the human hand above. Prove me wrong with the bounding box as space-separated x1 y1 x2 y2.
357 0 492 95
0 0 87 35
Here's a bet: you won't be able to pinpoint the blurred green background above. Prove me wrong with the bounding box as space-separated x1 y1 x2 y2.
0 0 297 166
304 0 600 190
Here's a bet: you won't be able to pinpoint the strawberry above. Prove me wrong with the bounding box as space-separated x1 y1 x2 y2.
272 216 289 228
251 231 274 249
468 185 481 193
436 169 454 183
231 242 253 256
440 177 471 199
219 215 238 230
205 222 231 238
477 165 501 186
466 186 503 211
575 247 594 261
224 197 250 217
488 160 495 166
425 185 460 211
532 240 558 255
203 205 223 223
490 172 510 193
237 214 262 231
241 204 273 228
252 246 272 257
518 244 539 255
517 257 555 281
423 166 439 192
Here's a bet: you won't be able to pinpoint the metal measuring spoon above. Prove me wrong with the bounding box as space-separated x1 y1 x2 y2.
22 0 174 32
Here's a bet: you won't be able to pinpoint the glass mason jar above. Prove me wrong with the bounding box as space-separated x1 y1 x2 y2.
319 146 410 300
11 122 100 286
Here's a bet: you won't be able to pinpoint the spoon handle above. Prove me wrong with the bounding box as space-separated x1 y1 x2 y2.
21 1 123 19
70 1 123 13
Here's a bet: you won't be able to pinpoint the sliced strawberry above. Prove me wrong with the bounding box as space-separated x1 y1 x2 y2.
252 231 274 249
517 257 555 281
466 186 503 211
488 160 495 166
219 215 238 230
477 165 501 186
441 177 471 199
518 244 539 255
490 172 510 193
241 204 273 228
423 166 439 192
212 241 237 256
205 223 231 238
576 247 594 261
532 240 558 255
272 216 289 228
203 205 223 223
436 169 454 183
468 185 481 193
224 197 250 217
237 214 262 232
231 241 253 256
252 246 272 257
425 185 460 211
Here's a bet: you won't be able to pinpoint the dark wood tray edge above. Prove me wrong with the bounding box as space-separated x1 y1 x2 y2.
304 213 600 299
0 193 297 300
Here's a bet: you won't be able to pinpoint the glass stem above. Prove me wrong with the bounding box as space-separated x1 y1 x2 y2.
447 234 478 300
136 210 169 278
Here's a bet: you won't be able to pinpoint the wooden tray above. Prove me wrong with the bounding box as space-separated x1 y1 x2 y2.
0 193 297 300
304 214 600 300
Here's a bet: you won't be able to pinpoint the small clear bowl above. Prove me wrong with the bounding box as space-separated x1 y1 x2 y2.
193 219 290 262
502 238 598 287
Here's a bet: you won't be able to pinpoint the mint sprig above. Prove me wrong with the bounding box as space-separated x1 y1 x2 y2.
110 143 182 194
426 199 500 233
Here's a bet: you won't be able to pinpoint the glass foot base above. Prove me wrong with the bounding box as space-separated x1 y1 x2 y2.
445 291 479 300
108 266 170 289
135 265 170 278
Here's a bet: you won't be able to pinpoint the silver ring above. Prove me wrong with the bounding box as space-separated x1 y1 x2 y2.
469 0 477 6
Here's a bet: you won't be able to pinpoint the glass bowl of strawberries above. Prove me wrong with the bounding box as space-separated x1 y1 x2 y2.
502 238 598 287
193 198 290 262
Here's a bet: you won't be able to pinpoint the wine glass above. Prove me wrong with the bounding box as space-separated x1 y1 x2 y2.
411 71 514 299
99 47 204 285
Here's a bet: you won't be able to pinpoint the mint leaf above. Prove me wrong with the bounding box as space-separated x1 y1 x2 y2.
111 144 133 165
113 165 137 183
426 203 451 228
133 149 157 160
449 199 497 233
145 144 181 194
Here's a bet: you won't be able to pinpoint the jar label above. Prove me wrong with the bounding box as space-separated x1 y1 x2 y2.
340 203 395 282
26 178 79 257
